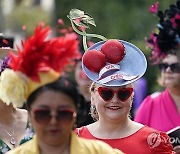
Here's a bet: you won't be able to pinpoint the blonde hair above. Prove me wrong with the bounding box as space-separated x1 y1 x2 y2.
89 82 99 121
89 82 96 92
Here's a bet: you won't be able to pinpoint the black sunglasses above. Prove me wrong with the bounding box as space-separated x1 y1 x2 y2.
32 108 76 125
158 63 180 73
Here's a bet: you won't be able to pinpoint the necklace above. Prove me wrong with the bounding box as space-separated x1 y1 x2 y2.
0 116 16 147
0 108 16 147
3 123 16 147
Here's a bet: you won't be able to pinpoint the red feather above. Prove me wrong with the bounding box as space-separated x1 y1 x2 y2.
9 25 81 81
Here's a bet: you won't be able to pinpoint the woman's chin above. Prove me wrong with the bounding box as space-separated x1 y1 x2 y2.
105 107 127 120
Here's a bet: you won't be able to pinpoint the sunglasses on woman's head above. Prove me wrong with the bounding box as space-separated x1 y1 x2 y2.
158 63 180 73
97 87 133 102
32 108 76 125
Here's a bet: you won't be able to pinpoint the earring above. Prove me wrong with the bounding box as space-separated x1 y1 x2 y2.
90 105 99 121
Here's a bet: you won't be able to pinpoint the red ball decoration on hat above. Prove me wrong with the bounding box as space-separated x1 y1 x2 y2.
83 50 106 72
101 39 125 64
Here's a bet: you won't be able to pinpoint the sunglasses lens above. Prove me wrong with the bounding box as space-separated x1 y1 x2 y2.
34 110 51 124
98 87 113 101
33 109 76 124
159 63 180 73
171 63 180 73
159 63 167 71
57 110 75 122
118 88 133 102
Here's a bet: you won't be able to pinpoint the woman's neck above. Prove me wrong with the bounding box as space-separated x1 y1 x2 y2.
89 117 141 138
168 86 180 95
99 116 130 131
0 101 15 125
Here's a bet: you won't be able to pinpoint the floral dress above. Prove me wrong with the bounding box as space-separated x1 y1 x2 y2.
0 122 34 154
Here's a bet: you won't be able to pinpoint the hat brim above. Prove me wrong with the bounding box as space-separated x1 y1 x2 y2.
0 48 17 60
82 40 147 87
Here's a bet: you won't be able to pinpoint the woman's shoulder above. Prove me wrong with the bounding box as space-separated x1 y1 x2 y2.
75 126 87 135
143 91 162 104
75 125 93 138
137 125 168 137
134 91 162 119
136 126 174 153
123 125 174 153
137 125 160 133
72 132 123 154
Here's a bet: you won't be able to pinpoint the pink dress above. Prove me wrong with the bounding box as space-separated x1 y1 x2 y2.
75 126 174 154
134 89 180 132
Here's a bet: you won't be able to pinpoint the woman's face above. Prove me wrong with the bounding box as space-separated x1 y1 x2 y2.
29 90 76 146
160 54 180 88
91 84 133 121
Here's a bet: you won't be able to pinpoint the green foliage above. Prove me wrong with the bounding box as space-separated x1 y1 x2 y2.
5 4 51 35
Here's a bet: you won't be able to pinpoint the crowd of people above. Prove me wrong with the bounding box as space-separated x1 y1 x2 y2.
0 1 179 154
0 26 122 154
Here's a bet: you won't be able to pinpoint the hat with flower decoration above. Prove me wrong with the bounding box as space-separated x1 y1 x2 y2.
0 24 81 108
68 9 147 87
147 1 180 63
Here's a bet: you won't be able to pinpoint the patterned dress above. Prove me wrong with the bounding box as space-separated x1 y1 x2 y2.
0 123 34 154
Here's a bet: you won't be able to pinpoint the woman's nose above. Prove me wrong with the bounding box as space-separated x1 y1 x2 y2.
49 113 58 124
111 93 119 102
165 66 172 73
